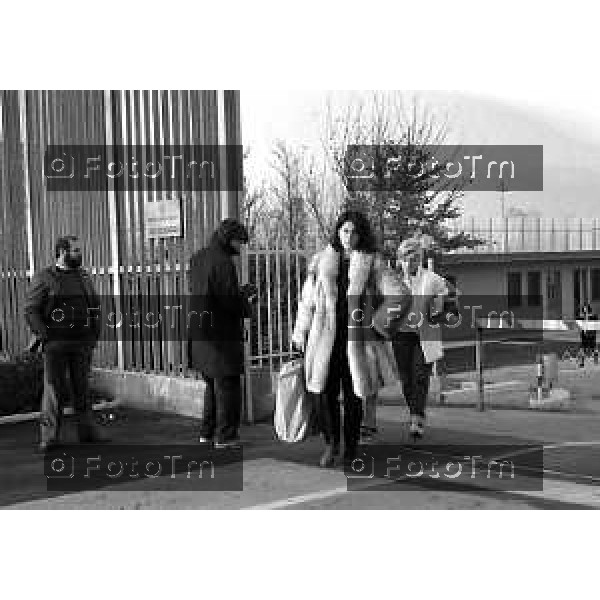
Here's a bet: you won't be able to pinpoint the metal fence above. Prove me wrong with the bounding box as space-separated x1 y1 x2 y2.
447 216 600 253
0 90 242 376
3 91 600 384
243 235 311 372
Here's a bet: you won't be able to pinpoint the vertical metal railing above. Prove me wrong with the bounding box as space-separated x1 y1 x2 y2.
447 216 600 254
0 90 242 375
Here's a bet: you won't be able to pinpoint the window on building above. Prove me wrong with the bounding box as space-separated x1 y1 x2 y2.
546 269 561 301
527 271 542 306
592 269 600 301
507 272 522 308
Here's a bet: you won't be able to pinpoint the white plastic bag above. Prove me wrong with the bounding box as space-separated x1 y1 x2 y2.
274 358 311 443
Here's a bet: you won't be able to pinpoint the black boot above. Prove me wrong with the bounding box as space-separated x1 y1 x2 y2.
343 440 359 465
332 439 341 457
319 444 335 468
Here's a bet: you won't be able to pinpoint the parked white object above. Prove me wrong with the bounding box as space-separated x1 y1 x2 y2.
274 358 312 443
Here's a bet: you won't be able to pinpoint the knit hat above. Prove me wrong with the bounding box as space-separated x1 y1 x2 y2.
216 218 249 245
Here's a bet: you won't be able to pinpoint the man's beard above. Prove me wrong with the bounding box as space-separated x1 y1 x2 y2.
65 255 82 268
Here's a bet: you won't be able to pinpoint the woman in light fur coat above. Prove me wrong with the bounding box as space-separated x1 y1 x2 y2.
292 210 404 467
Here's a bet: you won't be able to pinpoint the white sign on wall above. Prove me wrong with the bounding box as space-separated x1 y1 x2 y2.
144 193 183 238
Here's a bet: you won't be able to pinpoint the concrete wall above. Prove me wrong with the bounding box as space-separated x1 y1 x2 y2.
90 368 207 419
449 264 506 299
441 263 508 341
90 367 276 424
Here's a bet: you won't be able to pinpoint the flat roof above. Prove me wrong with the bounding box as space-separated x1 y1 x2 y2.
442 250 600 265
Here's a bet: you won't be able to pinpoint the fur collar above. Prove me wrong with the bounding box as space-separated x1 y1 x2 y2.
315 245 375 297
348 250 374 296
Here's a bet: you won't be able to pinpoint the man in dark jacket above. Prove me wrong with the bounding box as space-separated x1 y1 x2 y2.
188 219 256 448
25 235 103 451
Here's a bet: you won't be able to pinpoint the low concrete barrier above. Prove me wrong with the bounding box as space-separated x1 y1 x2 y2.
87 359 589 422
89 367 277 423
90 368 206 419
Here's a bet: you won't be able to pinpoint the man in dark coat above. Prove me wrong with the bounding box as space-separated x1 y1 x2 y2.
188 219 256 448
25 235 104 452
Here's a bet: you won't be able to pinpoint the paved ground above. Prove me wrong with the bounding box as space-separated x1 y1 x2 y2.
442 333 597 374
2 373 600 509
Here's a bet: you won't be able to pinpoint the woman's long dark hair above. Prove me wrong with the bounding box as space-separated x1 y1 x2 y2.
330 209 378 254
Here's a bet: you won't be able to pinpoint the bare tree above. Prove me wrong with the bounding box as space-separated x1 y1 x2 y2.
241 148 272 243
269 140 307 244
301 152 343 245
268 139 342 249
323 91 483 260
242 182 269 238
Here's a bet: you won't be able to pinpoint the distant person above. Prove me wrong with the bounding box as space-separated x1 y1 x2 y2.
25 235 104 452
578 302 597 355
188 219 257 449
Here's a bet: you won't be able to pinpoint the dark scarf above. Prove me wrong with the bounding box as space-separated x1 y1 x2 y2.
335 254 351 333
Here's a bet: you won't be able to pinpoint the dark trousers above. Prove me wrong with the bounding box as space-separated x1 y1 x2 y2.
317 339 363 450
40 341 95 443
393 333 433 418
199 374 241 443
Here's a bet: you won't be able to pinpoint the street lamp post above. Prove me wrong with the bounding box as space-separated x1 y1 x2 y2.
498 179 509 219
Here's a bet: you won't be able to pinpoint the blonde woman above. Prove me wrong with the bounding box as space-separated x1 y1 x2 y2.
391 234 456 438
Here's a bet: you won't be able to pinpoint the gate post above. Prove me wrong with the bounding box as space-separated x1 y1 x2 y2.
18 90 35 277
217 90 240 222
241 244 254 423
104 90 125 372
476 324 485 411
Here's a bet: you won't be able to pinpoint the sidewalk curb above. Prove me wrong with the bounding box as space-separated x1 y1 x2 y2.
0 400 120 426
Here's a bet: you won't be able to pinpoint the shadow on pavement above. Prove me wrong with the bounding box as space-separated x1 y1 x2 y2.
0 407 550 508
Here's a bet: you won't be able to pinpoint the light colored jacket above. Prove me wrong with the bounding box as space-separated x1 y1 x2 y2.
395 266 450 364
292 245 399 399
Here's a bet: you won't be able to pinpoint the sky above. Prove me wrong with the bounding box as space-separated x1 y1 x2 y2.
473 89 600 141
240 89 600 219
242 88 600 159
469 89 600 124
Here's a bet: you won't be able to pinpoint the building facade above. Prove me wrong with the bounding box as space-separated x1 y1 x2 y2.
442 217 600 326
